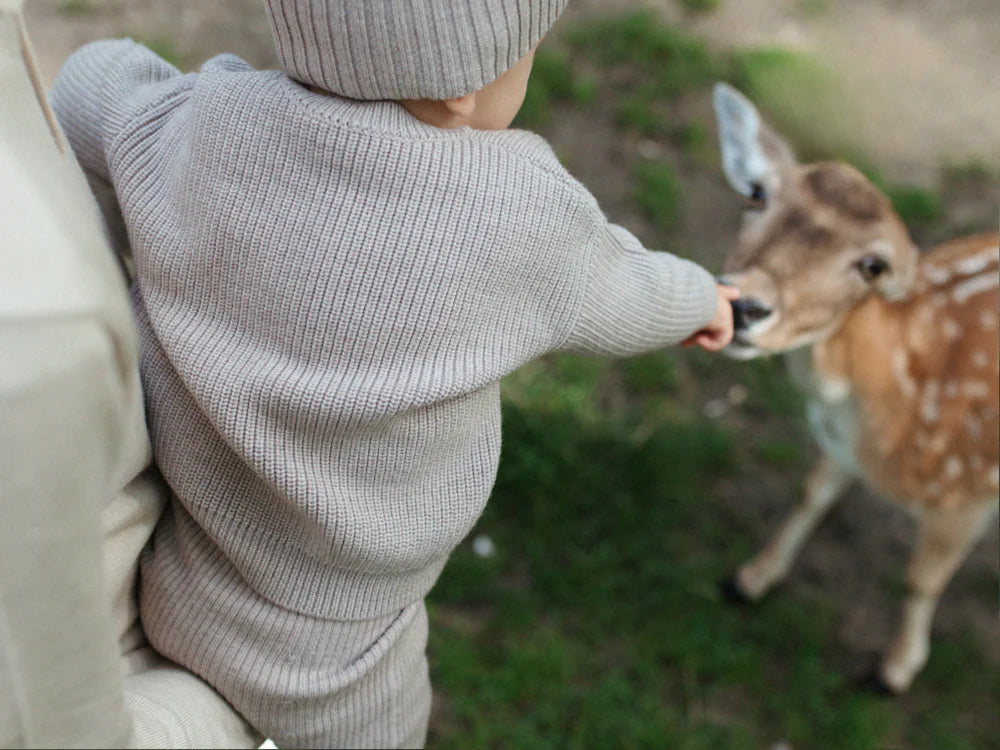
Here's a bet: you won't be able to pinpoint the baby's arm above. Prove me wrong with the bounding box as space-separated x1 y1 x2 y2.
563 223 724 356
50 40 184 266
50 39 183 182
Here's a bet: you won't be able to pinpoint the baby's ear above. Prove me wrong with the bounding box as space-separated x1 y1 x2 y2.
443 93 477 119
712 83 796 198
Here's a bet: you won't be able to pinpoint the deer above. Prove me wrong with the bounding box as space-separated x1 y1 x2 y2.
711 82 999 693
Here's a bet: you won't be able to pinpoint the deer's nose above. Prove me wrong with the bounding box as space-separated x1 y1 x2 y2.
731 297 772 331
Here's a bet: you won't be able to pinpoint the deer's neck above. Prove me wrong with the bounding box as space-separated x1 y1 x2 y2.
784 344 862 475
786 293 914 482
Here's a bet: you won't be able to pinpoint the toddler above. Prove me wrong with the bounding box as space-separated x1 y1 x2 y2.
50 0 735 747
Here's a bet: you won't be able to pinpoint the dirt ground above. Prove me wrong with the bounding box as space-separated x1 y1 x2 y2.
23 0 999 735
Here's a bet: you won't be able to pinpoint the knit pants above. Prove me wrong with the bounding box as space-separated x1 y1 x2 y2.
139 505 431 749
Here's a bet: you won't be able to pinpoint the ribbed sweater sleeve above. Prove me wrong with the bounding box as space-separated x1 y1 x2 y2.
565 223 718 356
49 39 183 182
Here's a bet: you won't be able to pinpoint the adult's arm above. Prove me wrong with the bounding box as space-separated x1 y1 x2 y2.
0 4 260 746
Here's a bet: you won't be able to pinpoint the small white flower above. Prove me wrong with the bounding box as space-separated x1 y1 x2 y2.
472 535 495 558
727 384 749 406
703 398 729 419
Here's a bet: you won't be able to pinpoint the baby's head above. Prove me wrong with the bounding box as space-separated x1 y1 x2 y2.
263 0 569 129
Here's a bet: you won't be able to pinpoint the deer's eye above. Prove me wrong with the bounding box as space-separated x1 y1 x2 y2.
856 255 890 282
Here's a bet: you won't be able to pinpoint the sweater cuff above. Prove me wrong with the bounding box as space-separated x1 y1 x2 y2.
564 224 718 356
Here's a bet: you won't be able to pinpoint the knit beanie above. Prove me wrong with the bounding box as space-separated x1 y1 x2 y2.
263 0 570 100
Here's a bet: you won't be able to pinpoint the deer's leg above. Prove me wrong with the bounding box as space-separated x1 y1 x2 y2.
735 455 852 600
879 500 997 693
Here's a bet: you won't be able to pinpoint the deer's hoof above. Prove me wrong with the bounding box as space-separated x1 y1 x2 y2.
718 576 754 606
856 667 898 696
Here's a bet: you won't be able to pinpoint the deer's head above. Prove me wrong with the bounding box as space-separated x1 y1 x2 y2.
713 83 919 359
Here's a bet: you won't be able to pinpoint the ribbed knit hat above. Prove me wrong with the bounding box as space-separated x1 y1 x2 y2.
263 0 570 100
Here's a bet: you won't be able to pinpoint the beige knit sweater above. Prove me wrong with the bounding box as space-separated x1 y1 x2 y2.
50 40 718 624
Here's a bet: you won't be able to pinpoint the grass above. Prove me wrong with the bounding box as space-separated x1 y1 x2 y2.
566 11 720 96
633 161 682 231
515 48 597 129
679 0 723 13
428 384 898 750
858 164 944 229
57 0 95 16
135 37 185 71
797 0 832 18
429 349 996 748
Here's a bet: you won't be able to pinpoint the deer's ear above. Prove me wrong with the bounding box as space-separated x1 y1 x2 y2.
713 82 796 198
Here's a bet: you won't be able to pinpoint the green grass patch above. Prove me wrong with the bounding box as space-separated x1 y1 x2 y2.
753 438 807 468
621 351 679 394
670 122 710 157
885 184 942 225
57 0 95 16
735 357 806 417
904 634 1000 750
136 37 185 71
633 160 682 231
516 48 597 129
797 0 831 18
942 159 996 182
501 353 613 425
428 396 900 749
616 96 670 137
680 0 724 13
859 164 943 228
567 11 721 99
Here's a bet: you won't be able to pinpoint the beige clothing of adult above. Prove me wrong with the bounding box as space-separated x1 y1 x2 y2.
0 1 261 746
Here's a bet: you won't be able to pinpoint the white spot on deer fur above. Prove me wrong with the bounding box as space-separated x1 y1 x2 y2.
922 265 951 285
964 414 982 439
940 318 961 340
942 456 963 481
817 374 850 402
972 350 990 369
961 381 991 399
980 310 998 330
928 432 950 455
920 380 940 424
892 349 917 397
954 246 1000 275
953 272 999 304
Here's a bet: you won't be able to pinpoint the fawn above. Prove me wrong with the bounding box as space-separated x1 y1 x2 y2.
712 82 998 693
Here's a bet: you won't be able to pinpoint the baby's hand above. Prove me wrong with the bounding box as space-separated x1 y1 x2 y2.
681 284 740 352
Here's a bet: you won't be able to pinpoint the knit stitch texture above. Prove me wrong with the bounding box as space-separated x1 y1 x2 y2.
264 0 571 99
